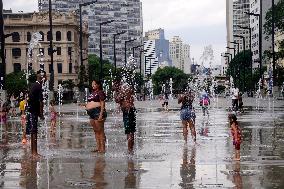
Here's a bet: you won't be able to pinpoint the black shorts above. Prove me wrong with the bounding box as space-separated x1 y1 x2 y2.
26 113 38 135
122 107 136 134
86 107 107 120
162 102 168 106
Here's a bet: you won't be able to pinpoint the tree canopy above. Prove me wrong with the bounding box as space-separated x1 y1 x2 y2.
151 66 191 94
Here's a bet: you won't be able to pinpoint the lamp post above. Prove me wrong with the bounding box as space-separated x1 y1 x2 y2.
48 0 55 91
226 46 236 56
113 31 126 74
139 49 147 76
125 39 136 67
79 0 97 66
99 20 114 80
0 0 5 90
221 54 230 75
230 41 240 54
132 45 143 57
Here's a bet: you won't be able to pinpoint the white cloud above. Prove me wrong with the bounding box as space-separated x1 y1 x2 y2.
3 0 38 12
141 0 226 31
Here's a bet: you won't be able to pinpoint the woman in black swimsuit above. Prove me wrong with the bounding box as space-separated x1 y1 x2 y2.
85 80 107 153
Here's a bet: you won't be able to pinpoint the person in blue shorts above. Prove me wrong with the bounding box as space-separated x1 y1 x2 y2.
178 90 196 143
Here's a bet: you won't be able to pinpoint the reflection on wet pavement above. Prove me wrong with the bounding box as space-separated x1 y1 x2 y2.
0 98 283 188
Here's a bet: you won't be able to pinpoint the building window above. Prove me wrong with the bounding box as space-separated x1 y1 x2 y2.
13 63 21 73
39 31 44 41
69 63 72 73
67 31 72 41
47 31 52 41
12 32 20 42
56 31 61 41
57 63 62 73
27 32 31 42
57 47 61 55
12 48 21 57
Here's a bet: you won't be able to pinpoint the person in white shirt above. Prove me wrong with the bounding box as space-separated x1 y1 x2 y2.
231 87 239 111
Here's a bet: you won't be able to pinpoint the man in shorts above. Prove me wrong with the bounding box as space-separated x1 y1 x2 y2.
26 70 46 158
114 80 136 154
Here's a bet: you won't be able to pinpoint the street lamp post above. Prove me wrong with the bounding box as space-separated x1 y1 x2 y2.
132 45 143 57
125 39 136 67
221 54 230 75
139 50 147 76
230 41 240 54
0 0 5 90
113 31 126 74
48 0 55 91
79 1 97 66
226 46 236 56
99 20 114 80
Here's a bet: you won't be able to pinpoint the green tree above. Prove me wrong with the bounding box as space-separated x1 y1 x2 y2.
151 66 191 95
226 50 263 91
6 71 27 96
78 65 89 91
88 54 115 82
264 0 284 86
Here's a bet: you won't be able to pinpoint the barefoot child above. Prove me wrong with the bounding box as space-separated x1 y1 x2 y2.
228 114 242 161
19 98 27 144
49 100 57 134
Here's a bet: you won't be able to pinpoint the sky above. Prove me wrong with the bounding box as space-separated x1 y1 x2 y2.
2 0 226 66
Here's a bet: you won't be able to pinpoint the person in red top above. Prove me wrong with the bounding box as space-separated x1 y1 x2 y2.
228 114 242 161
84 80 107 153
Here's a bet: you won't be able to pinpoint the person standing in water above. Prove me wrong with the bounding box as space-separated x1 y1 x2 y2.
114 79 136 154
85 80 107 153
26 70 46 158
178 90 196 143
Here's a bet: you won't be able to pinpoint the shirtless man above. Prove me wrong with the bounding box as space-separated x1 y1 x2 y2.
114 80 136 154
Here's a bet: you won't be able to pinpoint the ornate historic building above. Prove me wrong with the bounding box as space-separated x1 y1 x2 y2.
3 11 88 89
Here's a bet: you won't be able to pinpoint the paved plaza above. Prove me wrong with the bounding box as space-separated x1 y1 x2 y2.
0 97 284 188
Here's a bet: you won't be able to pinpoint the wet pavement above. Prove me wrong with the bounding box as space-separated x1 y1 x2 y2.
0 97 284 189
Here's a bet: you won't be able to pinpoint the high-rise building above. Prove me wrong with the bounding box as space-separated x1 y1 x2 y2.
250 0 279 69
169 36 191 74
226 0 250 56
38 0 143 67
143 28 172 75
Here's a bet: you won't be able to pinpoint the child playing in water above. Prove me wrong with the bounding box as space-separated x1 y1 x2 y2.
19 97 27 144
49 100 57 134
228 114 242 161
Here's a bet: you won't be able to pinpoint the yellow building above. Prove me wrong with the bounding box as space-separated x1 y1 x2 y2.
3 11 88 89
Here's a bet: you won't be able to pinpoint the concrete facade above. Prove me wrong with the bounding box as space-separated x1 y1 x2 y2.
3 11 88 89
226 0 250 57
169 36 191 74
39 0 143 68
